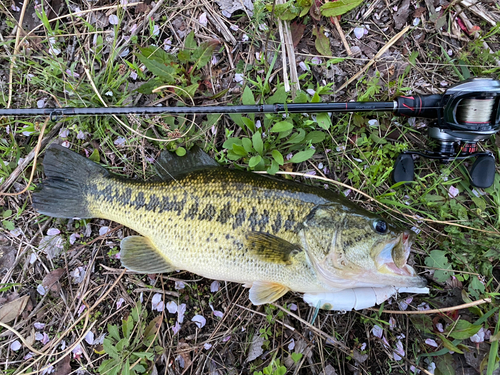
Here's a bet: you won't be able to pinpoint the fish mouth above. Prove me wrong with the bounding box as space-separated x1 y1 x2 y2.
375 231 417 278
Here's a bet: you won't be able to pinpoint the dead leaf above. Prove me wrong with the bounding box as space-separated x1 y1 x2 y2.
176 342 192 369
54 354 71 375
393 0 411 29
322 365 338 375
0 295 29 323
42 268 65 295
414 7 426 18
309 0 322 21
245 334 264 362
145 315 163 340
135 2 151 13
0 244 16 273
215 0 254 18
291 21 306 48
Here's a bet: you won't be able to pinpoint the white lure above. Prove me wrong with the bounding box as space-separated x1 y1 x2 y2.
302 286 430 311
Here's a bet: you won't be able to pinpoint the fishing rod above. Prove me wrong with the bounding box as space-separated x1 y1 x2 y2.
2 78 499 188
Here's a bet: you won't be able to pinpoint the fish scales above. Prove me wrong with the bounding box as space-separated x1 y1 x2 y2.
33 144 427 307
84 168 333 292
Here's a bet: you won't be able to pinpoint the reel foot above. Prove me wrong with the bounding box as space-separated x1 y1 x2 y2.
470 155 495 188
393 154 414 185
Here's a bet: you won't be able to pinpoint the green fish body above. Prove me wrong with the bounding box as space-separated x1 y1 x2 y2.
33 144 426 306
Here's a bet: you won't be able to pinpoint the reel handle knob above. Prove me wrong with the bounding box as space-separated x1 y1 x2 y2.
395 94 442 118
393 154 415 185
470 154 496 188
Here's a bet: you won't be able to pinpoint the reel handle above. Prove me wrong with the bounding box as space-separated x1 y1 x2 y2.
395 95 442 118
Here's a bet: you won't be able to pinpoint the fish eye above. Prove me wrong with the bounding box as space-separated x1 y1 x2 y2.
373 219 388 234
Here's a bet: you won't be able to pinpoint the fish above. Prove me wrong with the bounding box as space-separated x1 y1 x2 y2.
33 144 427 309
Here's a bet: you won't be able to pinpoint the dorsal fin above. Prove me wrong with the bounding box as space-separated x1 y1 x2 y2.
155 145 219 180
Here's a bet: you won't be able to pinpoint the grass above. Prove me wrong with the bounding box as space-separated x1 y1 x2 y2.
1 0 500 374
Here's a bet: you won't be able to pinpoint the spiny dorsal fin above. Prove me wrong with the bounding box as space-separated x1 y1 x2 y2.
155 145 219 180
120 236 176 274
249 281 289 305
246 232 302 265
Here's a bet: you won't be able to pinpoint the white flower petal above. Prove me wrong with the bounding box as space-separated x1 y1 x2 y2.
85 331 95 345
166 301 177 314
353 27 365 39
109 15 119 25
116 298 125 309
47 228 60 236
177 303 186 323
425 338 439 347
34 322 45 330
372 325 383 338
192 315 206 328
10 340 22 351
210 281 220 292
204 343 212 349
288 338 295 351
199 12 208 27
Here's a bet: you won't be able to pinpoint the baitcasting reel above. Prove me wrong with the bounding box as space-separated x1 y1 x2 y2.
392 78 500 188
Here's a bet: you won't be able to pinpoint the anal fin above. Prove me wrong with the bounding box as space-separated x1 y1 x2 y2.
120 236 175 274
249 281 289 305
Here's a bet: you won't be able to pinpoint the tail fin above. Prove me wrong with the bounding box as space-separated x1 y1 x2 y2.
33 144 109 219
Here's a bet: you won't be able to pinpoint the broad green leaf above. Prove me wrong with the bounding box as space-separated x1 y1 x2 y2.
446 320 482 340
291 352 303 364
435 353 456 375
242 138 253 153
223 137 242 149
122 316 134 339
471 197 486 211
370 132 388 144
116 337 129 352
136 55 177 83
176 147 186 156
287 129 306 144
108 324 121 341
3 210 12 218
436 334 464 354
271 121 294 133
122 360 131 375
316 113 331 130
227 151 243 161
232 143 248 157
242 85 255 105
138 46 174 64
2 221 15 231
89 148 100 163
267 86 288 104
424 250 453 282
267 160 280 175
103 338 120 359
272 150 284 165
191 40 219 70
289 149 315 163
320 0 364 17
183 83 199 98
252 132 264 155
229 113 246 129
132 352 155 360
136 79 162 94
184 31 197 51
311 91 321 103
305 131 326 143
312 26 332 56
410 315 433 334
242 117 256 132
249 155 262 168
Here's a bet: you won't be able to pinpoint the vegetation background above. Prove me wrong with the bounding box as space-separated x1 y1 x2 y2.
0 0 499 374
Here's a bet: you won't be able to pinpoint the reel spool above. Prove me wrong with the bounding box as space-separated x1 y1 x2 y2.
393 78 500 188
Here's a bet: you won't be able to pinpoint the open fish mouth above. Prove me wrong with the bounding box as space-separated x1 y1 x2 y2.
375 231 417 277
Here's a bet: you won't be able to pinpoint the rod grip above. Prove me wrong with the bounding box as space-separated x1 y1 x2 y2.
395 94 442 118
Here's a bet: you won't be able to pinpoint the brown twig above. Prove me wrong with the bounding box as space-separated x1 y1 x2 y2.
368 297 492 315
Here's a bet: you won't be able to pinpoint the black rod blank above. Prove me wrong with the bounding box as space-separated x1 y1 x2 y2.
0 101 397 117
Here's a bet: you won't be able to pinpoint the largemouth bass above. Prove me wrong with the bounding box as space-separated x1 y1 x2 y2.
33 144 426 308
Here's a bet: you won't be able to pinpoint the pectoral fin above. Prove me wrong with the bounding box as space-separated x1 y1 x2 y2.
249 281 289 305
120 236 176 274
246 232 302 265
